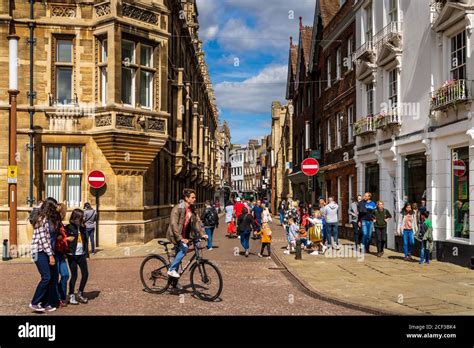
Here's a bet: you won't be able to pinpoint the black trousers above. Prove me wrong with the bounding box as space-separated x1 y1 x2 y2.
67 254 89 295
375 227 387 253
260 243 271 256
351 222 360 246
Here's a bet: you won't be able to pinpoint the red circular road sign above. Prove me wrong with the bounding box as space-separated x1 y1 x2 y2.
453 160 466 177
302 158 320 176
88 170 106 189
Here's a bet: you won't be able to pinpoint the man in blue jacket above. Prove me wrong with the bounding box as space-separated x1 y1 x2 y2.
358 192 377 254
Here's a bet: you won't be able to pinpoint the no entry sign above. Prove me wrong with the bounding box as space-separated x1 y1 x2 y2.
453 160 466 177
302 158 320 176
88 170 106 189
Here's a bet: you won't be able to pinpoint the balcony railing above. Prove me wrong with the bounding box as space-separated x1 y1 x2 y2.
430 79 473 111
49 94 78 107
353 41 374 62
374 110 401 130
354 116 375 136
373 21 402 49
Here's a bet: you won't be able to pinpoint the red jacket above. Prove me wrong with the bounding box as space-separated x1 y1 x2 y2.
234 202 244 219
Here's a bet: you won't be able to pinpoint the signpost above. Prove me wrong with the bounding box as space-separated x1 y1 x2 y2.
453 160 466 177
301 158 320 177
88 170 106 248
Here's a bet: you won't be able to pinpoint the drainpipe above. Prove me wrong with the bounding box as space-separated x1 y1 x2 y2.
27 0 35 207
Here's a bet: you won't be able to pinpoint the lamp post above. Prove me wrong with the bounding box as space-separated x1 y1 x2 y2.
8 34 20 258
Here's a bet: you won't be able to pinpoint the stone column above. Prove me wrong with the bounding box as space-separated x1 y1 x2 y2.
192 102 199 164
174 69 184 175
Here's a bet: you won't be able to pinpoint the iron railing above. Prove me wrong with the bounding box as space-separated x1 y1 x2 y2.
430 79 473 111
373 21 402 48
354 115 375 136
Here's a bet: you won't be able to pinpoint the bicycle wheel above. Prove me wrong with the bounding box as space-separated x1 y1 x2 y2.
190 260 223 301
140 255 170 294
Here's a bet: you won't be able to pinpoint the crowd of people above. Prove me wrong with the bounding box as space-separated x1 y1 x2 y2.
277 193 433 263
29 198 96 313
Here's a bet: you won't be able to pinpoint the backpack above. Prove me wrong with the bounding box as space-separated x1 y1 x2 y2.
202 207 217 226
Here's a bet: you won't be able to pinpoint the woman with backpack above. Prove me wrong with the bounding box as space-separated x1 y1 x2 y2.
237 207 257 257
29 199 58 313
201 200 219 250
55 203 70 307
66 209 89 305
398 202 418 261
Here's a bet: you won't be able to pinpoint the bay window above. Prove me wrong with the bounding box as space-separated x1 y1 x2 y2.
55 39 74 105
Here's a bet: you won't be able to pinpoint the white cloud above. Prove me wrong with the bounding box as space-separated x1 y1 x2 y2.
214 64 287 114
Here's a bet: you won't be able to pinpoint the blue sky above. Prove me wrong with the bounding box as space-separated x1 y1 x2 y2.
196 0 315 145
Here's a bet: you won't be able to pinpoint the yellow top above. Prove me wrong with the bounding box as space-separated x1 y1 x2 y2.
257 223 272 243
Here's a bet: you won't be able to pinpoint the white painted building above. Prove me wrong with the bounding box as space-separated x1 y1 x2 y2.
230 146 245 192
353 0 474 266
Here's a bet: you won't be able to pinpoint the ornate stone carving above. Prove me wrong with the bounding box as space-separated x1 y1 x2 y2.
116 115 135 128
51 5 76 17
147 118 166 133
95 3 111 17
122 4 159 25
95 114 112 127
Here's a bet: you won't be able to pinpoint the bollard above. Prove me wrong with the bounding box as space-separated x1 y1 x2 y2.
295 239 302 260
2 239 11 261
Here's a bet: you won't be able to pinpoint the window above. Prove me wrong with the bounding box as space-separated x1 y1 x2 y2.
366 83 374 115
452 147 469 239
347 37 353 71
44 145 83 207
389 69 398 113
336 47 342 80
347 105 354 142
326 56 332 88
140 45 154 109
327 119 332 151
403 153 426 206
55 39 73 105
365 3 373 42
348 175 354 212
99 39 108 106
337 177 342 220
122 40 135 106
336 113 342 148
450 31 466 80
365 162 379 202
389 0 398 23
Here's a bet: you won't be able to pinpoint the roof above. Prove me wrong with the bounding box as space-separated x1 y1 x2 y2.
300 26 313 69
320 0 340 27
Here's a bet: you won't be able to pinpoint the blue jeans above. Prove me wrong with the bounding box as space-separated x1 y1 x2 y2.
326 223 339 247
299 238 309 246
205 227 215 249
419 240 430 263
31 252 55 306
361 220 374 252
169 241 189 273
55 253 70 301
240 230 251 250
86 227 95 253
322 224 327 244
403 229 415 257
279 212 284 225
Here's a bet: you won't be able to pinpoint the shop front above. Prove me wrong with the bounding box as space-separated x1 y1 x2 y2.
403 153 427 205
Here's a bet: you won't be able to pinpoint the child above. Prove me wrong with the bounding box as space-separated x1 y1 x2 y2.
284 217 298 254
297 225 311 249
257 222 272 259
417 211 433 264
308 210 327 255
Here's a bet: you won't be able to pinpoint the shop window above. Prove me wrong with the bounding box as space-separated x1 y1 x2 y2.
365 162 379 202
403 153 426 205
452 147 469 239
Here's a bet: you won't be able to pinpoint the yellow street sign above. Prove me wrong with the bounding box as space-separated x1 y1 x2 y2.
7 165 17 184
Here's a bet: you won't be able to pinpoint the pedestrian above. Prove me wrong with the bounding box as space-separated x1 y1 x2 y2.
252 200 264 240
416 211 433 264
398 202 418 261
307 210 326 255
350 195 362 253
419 198 427 216
297 223 311 249
237 207 256 257
261 204 272 224
284 217 299 254
256 222 272 259
324 197 340 250
278 200 286 226
225 199 236 238
319 198 328 245
233 197 245 225
55 203 70 307
65 209 90 305
166 189 207 290
307 203 313 217
83 203 97 255
201 200 219 250
358 192 377 254
373 201 392 257
29 199 58 313
214 199 221 214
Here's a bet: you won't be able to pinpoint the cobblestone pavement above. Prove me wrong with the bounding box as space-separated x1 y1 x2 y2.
272 223 474 315
0 217 365 316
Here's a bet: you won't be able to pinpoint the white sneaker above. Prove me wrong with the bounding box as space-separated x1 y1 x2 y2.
310 251 319 255
69 294 79 305
167 269 180 278
208 247 213 251
283 250 290 255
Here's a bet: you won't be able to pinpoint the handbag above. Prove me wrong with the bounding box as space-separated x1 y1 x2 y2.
227 220 237 234
55 224 69 253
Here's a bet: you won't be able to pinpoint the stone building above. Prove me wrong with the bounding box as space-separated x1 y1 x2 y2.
215 121 231 205
0 0 218 248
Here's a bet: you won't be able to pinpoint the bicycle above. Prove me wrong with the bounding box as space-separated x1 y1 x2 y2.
139 237 223 302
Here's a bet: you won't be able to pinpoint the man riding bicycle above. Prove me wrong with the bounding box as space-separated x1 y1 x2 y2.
166 189 208 279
